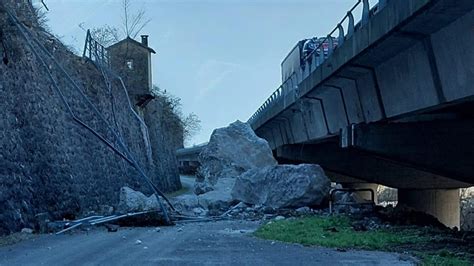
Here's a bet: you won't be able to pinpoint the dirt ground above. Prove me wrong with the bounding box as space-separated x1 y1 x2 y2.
0 220 415 266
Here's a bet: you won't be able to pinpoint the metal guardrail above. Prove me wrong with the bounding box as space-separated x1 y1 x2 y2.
248 0 388 126
329 188 375 214
83 29 109 66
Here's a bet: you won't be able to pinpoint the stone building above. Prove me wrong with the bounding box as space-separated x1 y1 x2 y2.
108 35 156 108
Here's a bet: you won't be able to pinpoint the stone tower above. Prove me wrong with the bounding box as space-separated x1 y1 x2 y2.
107 35 156 107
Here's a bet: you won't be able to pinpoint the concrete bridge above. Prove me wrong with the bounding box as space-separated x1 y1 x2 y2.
176 143 207 174
248 0 474 227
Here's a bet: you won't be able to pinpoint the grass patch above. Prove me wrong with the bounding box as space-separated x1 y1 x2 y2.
255 216 426 249
416 251 471 266
255 215 472 265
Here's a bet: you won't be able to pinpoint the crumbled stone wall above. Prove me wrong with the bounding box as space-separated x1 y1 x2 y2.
0 1 182 235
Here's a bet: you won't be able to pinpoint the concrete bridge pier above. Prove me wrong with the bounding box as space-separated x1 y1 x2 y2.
398 189 460 229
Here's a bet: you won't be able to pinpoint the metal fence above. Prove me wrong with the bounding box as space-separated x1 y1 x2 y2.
82 29 109 66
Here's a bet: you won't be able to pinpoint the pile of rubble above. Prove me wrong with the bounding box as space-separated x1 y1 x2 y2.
49 121 470 233
173 121 332 218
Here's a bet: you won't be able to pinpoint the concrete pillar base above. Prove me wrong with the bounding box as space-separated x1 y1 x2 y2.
342 183 379 204
398 189 460 229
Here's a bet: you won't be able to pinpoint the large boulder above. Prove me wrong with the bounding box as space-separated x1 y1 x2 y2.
197 121 277 186
173 178 237 215
231 164 331 208
117 187 161 213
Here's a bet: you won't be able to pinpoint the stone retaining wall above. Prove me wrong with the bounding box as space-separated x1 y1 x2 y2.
0 1 181 234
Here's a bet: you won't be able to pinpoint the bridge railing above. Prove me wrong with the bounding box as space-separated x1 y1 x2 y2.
248 0 388 126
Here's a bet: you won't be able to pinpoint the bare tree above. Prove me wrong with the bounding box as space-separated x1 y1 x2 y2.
121 0 151 39
152 85 201 146
86 0 151 47
90 25 121 47
182 113 201 144
32 1 50 30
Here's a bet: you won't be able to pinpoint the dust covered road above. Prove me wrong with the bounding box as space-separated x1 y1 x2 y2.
0 220 413 266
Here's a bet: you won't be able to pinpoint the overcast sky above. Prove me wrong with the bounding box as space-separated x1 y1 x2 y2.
39 0 362 146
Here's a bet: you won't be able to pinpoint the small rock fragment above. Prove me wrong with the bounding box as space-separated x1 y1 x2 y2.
105 224 119 232
275 216 285 221
296 207 311 214
21 228 34 234
135 240 142 245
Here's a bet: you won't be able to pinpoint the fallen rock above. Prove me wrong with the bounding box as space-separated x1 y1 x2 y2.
99 205 114 216
193 179 214 195
172 194 200 212
196 121 277 193
21 228 33 234
197 178 238 215
232 164 330 209
35 212 51 233
275 216 285 221
172 179 237 215
117 187 161 213
192 207 207 216
104 224 119 232
295 207 311 214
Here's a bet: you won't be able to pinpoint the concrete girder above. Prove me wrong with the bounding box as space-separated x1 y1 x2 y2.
324 78 365 125
258 125 277 150
341 119 474 185
334 69 384 123
375 41 440 118
305 86 349 134
274 115 295 145
430 9 474 101
287 102 310 143
275 142 470 189
266 120 285 149
300 98 330 140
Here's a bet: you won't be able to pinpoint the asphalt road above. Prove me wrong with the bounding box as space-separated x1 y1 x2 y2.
0 220 413 266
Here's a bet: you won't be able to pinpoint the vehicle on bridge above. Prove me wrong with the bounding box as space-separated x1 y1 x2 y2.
281 37 338 84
